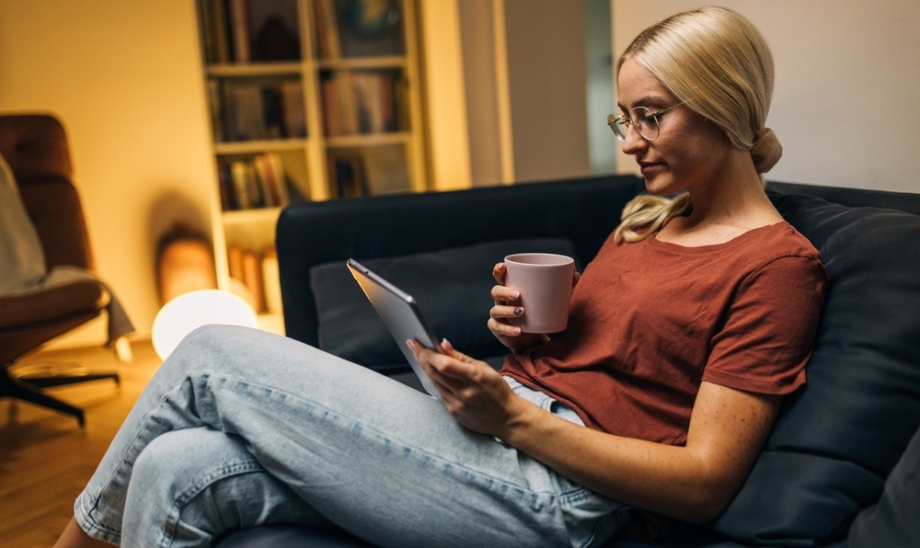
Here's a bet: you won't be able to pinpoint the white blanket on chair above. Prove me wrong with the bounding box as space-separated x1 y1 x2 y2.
1 151 46 294
1 152 135 346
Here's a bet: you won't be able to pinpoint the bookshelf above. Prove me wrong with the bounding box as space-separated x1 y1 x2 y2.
194 0 428 331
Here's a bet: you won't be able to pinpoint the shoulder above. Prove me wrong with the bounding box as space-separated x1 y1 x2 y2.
741 223 827 282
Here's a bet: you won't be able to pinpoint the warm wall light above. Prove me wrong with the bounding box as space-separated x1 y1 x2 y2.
151 289 258 360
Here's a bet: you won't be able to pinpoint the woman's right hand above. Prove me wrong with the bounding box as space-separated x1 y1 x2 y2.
488 262 545 353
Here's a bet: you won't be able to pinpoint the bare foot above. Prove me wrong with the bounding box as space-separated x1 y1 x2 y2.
52 518 111 547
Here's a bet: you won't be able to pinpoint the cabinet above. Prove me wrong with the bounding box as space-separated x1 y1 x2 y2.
194 0 428 330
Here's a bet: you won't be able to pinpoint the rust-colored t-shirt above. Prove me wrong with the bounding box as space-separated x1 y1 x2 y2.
501 222 827 445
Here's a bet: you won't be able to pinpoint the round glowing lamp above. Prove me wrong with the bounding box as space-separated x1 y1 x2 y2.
152 289 258 360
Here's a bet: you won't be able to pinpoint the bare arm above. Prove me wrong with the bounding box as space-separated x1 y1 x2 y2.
498 380 781 522
410 341 782 523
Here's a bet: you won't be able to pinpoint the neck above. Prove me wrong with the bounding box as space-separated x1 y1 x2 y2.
658 150 782 246
684 150 770 226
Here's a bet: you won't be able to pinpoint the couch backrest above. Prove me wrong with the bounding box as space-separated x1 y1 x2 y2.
277 174 647 347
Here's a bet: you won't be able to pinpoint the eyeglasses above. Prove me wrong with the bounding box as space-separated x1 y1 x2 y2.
607 101 687 142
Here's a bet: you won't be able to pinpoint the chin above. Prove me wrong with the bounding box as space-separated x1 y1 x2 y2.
642 175 681 197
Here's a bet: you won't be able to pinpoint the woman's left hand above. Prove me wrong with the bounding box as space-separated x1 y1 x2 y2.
407 339 524 438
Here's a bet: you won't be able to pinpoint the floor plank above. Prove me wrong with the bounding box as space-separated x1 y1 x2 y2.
0 341 160 547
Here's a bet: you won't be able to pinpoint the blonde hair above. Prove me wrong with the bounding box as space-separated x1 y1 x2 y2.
613 6 781 244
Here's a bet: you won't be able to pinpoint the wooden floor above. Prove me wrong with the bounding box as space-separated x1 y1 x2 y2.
0 341 161 548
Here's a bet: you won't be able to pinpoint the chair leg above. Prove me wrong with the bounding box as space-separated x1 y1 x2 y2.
1 367 86 426
21 371 120 389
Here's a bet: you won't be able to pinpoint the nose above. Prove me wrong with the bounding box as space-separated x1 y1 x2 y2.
620 124 647 156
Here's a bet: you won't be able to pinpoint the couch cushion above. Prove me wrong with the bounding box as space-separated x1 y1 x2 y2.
848 423 920 547
711 194 920 544
310 238 578 374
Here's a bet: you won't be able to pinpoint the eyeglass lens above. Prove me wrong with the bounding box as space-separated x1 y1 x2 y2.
609 107 659 141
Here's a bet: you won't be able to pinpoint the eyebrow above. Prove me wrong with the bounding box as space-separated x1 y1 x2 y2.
616 94 669 112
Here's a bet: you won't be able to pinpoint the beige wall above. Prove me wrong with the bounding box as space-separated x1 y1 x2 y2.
457 0 593 186
613 0 920 192
504 0 592 183
0 1 216 346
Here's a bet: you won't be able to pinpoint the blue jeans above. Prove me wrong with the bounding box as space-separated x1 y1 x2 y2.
74 325 630 547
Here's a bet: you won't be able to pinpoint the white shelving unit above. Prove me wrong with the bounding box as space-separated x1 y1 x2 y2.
194 0 428 331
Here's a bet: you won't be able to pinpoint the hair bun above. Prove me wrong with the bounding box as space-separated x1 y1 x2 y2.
751 127 782 173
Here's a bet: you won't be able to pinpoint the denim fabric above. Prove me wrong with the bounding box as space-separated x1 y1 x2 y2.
74 325 630 547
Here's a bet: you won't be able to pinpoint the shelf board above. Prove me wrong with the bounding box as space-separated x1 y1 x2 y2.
324 132 412 148
317 56 408 70
206 57 408 76
221 207 283 226
206 62 306 77
214 139 309 155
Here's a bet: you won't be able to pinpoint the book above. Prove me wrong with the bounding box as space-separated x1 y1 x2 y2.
261 246 283 313
217 163 236 211
227 244 245 285
332 153 369 198
280 80 306 138
217 79 304 142
312 0 342 59
230 160 265 209
320 70 401 138
241 247 265 312
337 71 359 135
228 0 252 63
254 152 289 207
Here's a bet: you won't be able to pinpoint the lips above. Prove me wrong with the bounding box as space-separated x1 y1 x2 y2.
638 161 661 176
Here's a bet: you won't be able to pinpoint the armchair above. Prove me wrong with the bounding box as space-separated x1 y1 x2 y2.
0 113 129 426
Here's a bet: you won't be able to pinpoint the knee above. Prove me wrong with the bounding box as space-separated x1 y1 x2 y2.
124 429 262 544
131 430 202 495
132 428 256 497
168 323 275 366
172 324 240 357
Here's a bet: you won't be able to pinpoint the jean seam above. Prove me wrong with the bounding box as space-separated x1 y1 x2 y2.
75 496 123 545
160 459 264 548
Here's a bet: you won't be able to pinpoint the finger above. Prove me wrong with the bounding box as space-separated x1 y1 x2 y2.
491 285 521 305
408 340 455 388
439 337 458 356
488 317 523 337
492 262 507 284
490 303 524 322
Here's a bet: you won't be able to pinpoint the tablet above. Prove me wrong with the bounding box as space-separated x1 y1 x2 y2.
346 258 442 399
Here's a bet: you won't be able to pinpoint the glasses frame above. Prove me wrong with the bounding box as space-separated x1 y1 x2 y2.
608 101 687 142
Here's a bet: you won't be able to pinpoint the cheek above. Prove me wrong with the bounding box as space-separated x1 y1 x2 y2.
677 124 733 166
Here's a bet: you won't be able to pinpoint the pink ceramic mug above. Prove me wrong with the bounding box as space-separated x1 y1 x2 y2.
504 253 575 333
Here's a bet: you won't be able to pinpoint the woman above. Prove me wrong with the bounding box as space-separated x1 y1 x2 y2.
56 7 826 547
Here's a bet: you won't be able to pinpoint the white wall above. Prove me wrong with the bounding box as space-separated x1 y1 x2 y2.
613 0 920 192
0 1 216 346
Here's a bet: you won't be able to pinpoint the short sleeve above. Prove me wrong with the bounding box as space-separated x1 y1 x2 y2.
702 254 828 395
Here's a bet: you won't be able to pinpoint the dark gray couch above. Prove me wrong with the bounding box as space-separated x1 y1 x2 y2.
218 175 920 547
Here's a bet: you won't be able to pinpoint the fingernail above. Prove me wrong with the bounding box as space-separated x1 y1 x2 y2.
514 307 524 316
511 290 520 299
406 339 416 349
